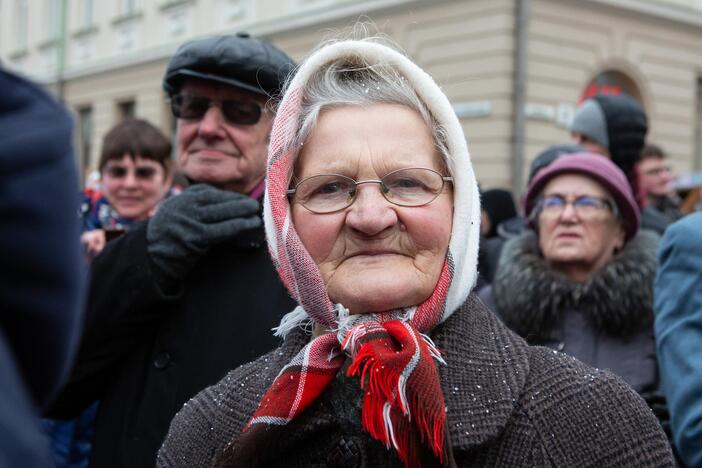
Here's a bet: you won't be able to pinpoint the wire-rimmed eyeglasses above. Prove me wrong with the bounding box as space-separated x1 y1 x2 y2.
287 167 453 214
531 194 619 220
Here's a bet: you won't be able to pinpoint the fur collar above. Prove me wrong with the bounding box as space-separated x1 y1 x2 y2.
492 230 659 341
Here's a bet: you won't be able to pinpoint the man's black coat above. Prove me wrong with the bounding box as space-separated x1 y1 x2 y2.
48 219 295 468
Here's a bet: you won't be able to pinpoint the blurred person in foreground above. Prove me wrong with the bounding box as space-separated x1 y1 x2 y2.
158 38 673 467
0 70 85 466
637 144 682 223
570 93 671 233
45 33 296 468
80 119 174 259
655 212 702 467
44 118 174 468
479 154 670 438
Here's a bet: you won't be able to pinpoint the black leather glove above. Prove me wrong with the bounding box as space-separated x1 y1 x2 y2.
147 183 262 290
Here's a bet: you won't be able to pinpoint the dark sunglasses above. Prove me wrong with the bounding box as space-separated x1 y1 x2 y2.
104 166 158 180
170 94 263 126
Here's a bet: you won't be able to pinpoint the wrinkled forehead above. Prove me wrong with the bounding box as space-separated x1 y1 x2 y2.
541 172 611 198
294 104 445 171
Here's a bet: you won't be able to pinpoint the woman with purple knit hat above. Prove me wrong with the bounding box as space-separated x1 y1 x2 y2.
480 153 672 444
157 38 672 467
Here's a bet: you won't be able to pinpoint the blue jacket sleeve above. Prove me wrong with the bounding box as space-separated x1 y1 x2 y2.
654 212 702 468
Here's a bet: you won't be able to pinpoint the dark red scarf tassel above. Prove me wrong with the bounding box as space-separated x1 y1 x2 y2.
346 322 447 467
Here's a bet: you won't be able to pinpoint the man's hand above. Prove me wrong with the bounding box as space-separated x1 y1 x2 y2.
147 184 262 288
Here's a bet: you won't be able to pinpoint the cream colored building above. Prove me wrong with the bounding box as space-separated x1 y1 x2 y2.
2 0 701 194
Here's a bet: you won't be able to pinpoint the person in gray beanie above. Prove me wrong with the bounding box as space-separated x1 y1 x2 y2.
570 94 647 177
46 33 297 468
570 93 671 233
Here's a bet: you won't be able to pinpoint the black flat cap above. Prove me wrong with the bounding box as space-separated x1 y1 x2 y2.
163 32 296 98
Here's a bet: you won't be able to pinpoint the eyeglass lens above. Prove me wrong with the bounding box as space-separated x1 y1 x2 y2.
643 166 672 176
170 95 262 125
292 168 449 213
540 195 611 216
105 166 158 180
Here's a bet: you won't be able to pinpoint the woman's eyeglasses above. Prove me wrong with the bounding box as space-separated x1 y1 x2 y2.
642 165 672 177
170 94 263 126
104 166 158 180
288 167 453 214
534 194 618 219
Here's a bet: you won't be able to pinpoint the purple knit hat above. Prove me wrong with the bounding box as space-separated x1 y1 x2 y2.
524 152 640 241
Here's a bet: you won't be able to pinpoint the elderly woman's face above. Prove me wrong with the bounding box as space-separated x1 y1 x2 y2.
291 104 453 314
538 173 625 279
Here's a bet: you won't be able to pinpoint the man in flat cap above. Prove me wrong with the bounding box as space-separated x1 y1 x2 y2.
46 33 297 468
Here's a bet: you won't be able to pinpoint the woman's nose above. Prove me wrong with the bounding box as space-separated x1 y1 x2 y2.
345 184 398 236
123 171 138 188
558 202 578 222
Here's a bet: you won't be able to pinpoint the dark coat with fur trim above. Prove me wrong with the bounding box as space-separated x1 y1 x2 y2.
479 230 659 394
157 294 673 467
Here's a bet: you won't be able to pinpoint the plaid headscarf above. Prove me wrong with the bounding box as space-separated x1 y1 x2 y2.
224 40 481 467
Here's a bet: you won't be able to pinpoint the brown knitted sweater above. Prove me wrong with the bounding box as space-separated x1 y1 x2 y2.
157 294 674 467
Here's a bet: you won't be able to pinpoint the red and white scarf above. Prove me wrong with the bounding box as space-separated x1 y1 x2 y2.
242 40 481 467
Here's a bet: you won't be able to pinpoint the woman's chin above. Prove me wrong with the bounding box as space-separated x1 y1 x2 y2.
328 274 430 315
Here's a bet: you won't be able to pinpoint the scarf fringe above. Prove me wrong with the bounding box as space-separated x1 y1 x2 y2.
347 339 446 467
421 333 447 366
273 305 308 338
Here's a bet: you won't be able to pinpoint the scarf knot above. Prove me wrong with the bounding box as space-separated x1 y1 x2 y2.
242 317 447 467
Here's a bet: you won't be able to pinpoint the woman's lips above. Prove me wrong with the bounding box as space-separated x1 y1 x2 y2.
116 197 142 205
555 232 581 239
349 250 403 259
192 149 237 159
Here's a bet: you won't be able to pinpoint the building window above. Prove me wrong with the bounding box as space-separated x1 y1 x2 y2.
165 6 190 39
45 0 61 41
121 0 138 15
73 37 94 63
225 0 246 20
117 100 136 121
77 107 94 182
14 0 28 50
81 0 94 27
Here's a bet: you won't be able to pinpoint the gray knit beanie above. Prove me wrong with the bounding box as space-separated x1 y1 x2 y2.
570 99 609 149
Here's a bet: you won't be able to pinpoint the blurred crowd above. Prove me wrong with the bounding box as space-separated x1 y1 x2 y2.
1 28 701 468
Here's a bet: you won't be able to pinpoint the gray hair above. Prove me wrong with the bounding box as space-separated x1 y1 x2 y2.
290 51 451 175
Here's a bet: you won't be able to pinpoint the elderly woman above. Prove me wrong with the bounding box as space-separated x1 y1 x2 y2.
157 40 672 467
480 154 660 394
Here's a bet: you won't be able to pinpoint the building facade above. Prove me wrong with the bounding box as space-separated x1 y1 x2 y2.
1 0 701 193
